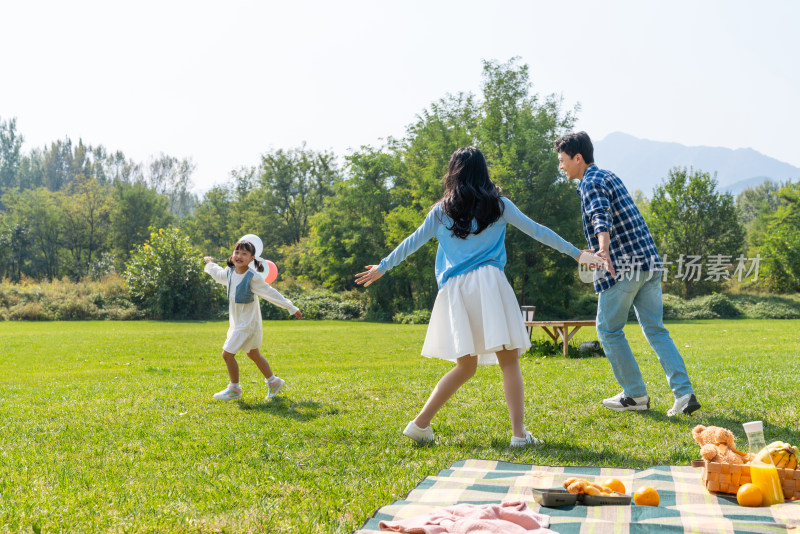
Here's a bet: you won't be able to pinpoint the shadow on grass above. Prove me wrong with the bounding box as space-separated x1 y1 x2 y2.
424 431 661 467
473 438 668 468
638 410 800 445
236 397 339 421
446 410 798 467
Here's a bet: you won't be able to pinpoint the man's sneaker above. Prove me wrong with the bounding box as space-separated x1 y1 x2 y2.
266 376 285 399
403 421 434 444
510 430 542 447
667 393 701 416
212 385 242 400
602 392 650 412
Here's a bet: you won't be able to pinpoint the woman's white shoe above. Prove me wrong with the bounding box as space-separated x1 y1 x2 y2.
403 421 434 444
510 430 541 447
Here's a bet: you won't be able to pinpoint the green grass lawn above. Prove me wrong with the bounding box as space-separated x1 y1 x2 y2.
1 319 799 533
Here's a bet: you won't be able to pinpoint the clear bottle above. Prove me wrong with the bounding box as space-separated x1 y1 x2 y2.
743 421 785 506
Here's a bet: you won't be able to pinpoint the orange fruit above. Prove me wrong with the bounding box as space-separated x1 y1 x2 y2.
736 483 763 507
603 478 625 494
633 486 660 506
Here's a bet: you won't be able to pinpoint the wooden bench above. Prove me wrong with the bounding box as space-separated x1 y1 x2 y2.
524 320 596 358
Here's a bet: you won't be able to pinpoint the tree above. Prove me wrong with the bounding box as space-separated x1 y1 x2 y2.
40 139 76 191
476 59 582 313
0 117 23 189
105 150 137 183
369 58 583 317
291 59 582 318
0 188 64 279
146 153 197 217
183 184 237 260
736 180 786 254
17 151 46 190
125 227 219 319
397 92 480 210
238 146 340 259
110 181 172 268
736 180 784 225
758 182 800 292
0 222 31 282
60 178 112 278
300 147 398 290
649 167 745 298
632 190 652 224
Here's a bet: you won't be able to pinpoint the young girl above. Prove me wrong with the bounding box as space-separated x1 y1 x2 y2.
356 147 604 446
204 238 302 401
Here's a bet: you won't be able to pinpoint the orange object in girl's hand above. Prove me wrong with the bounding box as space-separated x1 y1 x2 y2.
633 486 660 506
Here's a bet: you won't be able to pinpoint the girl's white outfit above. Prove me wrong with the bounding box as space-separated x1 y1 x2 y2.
377 197 581 365
205 263 299 353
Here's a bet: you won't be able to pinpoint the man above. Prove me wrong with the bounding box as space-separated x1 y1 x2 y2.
555 131 700 416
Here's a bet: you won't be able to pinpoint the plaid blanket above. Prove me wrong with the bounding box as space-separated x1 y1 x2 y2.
356 459 800 533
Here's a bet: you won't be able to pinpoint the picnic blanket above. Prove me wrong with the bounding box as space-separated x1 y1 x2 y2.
355 459 800 534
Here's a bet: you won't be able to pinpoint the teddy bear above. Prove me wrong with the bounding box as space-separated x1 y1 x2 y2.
692 425 752 464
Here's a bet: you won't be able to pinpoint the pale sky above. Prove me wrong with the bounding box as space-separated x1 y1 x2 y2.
2 0 798 192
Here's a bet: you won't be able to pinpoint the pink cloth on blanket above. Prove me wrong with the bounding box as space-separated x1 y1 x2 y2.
378 501 554 534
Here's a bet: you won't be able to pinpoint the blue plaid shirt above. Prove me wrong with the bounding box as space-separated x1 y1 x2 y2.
577 164 661 293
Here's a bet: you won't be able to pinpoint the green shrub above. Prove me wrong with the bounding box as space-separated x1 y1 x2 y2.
103 304 145 320
125 227 221 319
661 292 800 320
743 301 800 319
339 299 366 320
6 302 53 321
53 297 101 320
392 309 431 324
565 292 598 319
698 293 742 318
258 287 367 321
0 276 142 321
662 293 684 320
522 339 602 359
662 293 737 319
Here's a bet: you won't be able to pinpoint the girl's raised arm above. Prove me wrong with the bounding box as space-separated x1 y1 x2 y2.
249 276 301 316
204 258 228 285
356 207 439 285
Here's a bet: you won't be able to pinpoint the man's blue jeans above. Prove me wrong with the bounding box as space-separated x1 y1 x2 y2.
596 270 693 399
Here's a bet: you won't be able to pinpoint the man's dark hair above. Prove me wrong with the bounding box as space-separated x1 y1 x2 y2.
554 131 594 164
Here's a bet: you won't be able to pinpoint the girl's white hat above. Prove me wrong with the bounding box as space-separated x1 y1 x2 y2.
239 233 279 283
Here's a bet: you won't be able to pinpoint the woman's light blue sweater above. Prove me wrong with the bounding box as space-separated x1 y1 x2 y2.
377 197 581 289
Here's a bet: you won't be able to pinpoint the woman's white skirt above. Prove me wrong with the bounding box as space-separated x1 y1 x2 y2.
421 265 531 365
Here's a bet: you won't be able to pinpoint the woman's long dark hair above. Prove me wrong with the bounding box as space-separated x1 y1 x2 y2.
439 147 503 239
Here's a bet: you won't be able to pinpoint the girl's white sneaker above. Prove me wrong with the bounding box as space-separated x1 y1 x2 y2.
510 431 541 447
266 377 285 399
212 385 242 400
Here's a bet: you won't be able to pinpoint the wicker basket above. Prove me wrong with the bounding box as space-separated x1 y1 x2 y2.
693 460 800 499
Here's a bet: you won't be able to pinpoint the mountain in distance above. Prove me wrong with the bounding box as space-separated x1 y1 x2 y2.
593 132 800 196
719 176 778 196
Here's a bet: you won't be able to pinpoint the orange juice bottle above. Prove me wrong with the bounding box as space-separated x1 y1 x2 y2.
743 421 785 506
